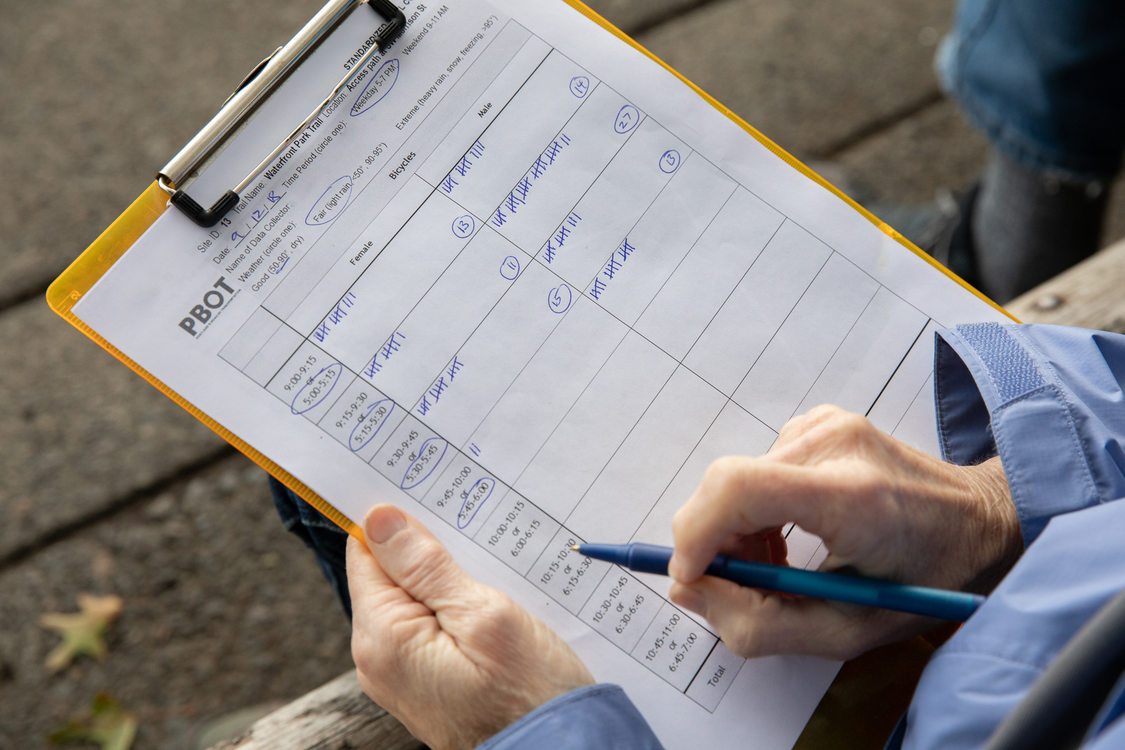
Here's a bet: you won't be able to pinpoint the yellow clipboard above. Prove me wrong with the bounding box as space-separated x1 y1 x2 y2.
46 2 1006 745
46 0 1005 539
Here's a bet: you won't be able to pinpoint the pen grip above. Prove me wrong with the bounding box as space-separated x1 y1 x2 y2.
712 556 983 621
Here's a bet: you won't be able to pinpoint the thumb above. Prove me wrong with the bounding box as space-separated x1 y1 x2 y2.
362 504 473 610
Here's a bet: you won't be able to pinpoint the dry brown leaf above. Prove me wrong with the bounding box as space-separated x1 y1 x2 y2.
39 594 124 672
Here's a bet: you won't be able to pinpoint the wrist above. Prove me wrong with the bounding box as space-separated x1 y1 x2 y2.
961 456 1022 594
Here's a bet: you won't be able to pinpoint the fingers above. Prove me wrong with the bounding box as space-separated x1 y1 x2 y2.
669 458 837 582
347 534 435 704
347 504 480 683
348 505 484 722
668 576 805 657
770 406 885 465
712 528 789 566
771 404 842 452
349 505 596 748
669 576 876 660
360 504 476 613
670 408 898 583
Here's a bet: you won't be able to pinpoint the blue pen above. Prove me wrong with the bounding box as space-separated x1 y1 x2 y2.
573 542 984 622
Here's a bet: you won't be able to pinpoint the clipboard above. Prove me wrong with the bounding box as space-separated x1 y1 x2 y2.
47 0 410 538
47 0 1002 540
47 2 1009 745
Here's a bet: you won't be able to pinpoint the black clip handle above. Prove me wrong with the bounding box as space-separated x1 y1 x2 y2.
170 0 407 228
368 0 407 48
170 188 241 228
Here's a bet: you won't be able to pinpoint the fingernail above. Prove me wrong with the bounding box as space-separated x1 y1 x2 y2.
365 506 406 544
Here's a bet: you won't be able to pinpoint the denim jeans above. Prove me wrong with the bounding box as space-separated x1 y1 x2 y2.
269 476 353 619
938 0 1125 182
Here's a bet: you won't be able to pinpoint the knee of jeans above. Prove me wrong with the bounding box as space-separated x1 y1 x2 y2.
269 477 310 534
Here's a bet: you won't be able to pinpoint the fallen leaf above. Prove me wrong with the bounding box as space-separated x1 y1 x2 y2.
49 693 137 750
39 594 124 672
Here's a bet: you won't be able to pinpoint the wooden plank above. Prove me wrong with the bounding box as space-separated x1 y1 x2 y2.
1005 238 1125 332
208 671 423 750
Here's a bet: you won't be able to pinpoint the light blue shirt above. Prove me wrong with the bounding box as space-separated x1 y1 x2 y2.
480 324 1125 749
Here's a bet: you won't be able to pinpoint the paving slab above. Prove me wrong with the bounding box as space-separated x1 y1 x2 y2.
0 299 223 561
0 0 324 304
834 100 989 205
0 456 354 750
635 0 955 159
584 0 705 31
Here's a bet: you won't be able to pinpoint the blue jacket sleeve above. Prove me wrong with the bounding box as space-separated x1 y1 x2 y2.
897 323 1125 749
934 323 1125 544
476 684 664 749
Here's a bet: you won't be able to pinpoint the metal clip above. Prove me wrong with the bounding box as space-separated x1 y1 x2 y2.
158 0 406 227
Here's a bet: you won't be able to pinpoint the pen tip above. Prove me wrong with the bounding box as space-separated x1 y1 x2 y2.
571 544 581 552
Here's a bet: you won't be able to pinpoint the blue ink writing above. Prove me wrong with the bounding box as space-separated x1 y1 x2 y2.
589 276 607 301
441 141 486 195
401 437 448 490
660 149 681 174
605 252 622 279
548 284 573 314
452 214 475 239
589 237 635 300
363 330 406 378
458 477 495 529
614 105 641 135
543 212 582 264
313 292 358 343
349 398 394 452
490 134 572 228
416 355 465 416
290 363 343 415
500 255 521 280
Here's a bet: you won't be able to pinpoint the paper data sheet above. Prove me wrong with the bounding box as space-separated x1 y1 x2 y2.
73 1 1008 746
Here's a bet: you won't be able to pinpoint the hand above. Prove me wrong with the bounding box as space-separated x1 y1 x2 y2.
668 405 1021 661
347 504 594 750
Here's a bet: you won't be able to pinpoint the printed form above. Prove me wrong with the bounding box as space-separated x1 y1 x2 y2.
73 1 1008 747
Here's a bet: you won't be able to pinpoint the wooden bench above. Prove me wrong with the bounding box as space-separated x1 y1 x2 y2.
211 238 1125 750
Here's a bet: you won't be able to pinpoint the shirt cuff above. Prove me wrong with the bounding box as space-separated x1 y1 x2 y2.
476 684 664 750
934 323 1101 545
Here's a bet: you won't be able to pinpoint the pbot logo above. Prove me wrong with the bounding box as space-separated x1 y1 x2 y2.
179 277 235 337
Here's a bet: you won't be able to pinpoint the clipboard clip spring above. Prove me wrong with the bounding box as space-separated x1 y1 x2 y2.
158 0 406 227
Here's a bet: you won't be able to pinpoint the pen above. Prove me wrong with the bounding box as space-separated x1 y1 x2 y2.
573 542 984 622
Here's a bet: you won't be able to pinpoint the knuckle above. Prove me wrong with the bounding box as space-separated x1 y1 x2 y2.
829 409 869 435
702 456 747 498
721 619 765 659
677 458 745 534
398 540 460 592
462 594 521 644
850 456 890 489
807 403 843 421
351 629 384 676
